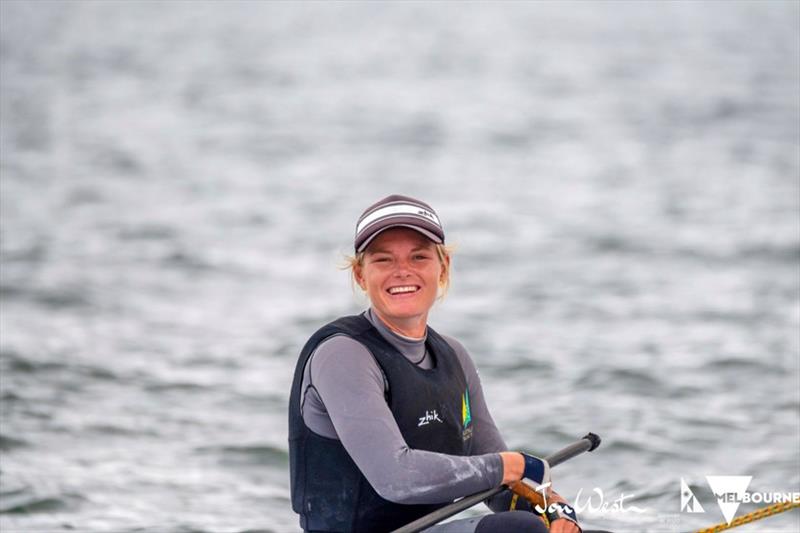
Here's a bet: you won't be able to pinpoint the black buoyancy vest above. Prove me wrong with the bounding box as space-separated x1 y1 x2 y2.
288 315 472 532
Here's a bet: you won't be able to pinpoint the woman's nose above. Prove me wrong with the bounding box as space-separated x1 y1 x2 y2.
392 259 413 275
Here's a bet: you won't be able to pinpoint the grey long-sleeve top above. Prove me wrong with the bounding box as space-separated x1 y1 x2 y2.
298 309 510 506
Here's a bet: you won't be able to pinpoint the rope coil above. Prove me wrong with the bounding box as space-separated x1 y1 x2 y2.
694 500 800 533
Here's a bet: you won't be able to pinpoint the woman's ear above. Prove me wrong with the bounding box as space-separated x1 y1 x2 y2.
354 265 367 291
439 253 451 284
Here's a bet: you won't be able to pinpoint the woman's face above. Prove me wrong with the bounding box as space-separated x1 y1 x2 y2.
355 227 447 336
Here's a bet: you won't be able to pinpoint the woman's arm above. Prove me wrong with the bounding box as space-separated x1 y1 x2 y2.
440 334 508 455
441 335 540 513
308 335 504 505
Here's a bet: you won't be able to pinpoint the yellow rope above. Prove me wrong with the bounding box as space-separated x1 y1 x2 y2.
694 500 800 533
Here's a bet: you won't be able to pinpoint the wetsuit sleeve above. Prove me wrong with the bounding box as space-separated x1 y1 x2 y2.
441 335 536 513
309 335 504 505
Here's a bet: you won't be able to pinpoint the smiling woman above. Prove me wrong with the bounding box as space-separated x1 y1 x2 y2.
287 195 587 533
349 228 450 338
346 235 453 303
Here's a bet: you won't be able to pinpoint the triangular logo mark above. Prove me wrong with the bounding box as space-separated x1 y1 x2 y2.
681 478 705 513
706 475 752 524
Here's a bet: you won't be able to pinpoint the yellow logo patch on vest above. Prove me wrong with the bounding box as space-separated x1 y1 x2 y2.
461 390 473 441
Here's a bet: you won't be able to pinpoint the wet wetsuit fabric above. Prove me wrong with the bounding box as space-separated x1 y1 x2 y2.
291 310 572 532
290 314 484 532
298 310 506 506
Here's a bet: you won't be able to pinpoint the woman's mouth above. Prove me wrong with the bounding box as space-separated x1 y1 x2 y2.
387 285 420 295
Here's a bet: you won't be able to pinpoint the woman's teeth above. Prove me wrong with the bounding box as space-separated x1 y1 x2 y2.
388 286 418 294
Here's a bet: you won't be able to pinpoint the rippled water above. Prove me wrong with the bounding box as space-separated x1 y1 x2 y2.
1 1 798 532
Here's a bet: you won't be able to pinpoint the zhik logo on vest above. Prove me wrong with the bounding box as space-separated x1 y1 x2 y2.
417 410 443 427
681 476 800 525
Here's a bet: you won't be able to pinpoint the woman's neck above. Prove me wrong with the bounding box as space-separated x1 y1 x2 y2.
370 308 427 339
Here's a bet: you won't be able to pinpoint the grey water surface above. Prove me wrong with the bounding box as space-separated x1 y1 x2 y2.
1 1 798 532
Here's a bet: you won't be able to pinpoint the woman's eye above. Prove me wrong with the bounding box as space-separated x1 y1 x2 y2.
414 255 430 261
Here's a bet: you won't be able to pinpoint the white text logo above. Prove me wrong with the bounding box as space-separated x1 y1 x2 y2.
706 476 752 524
418 410 443 426
534 482 647 515
704 476 799 525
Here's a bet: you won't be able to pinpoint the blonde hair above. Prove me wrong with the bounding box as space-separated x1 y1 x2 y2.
343 243 454 299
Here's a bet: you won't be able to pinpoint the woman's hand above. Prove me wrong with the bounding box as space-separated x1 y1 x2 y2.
500 453 580 531
499 452 550 487
501 451 554 505
550 517 581 533
499 452 524 485
548 491 581 533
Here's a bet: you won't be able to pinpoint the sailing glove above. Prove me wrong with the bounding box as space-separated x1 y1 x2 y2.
544 500 580 531
508 453 551 510
520 453 550 490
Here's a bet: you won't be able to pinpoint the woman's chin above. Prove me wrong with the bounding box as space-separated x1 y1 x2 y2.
376 305 429 324
383 301 430 316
